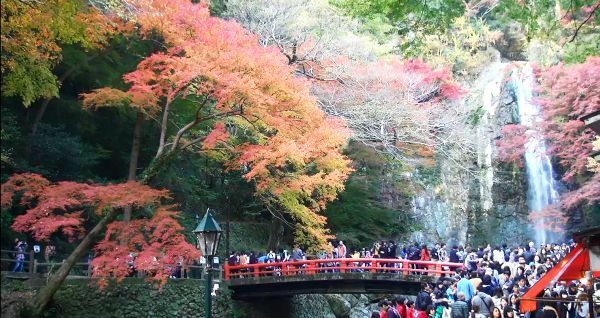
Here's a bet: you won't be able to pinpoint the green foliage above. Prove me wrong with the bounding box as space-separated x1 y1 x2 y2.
417 17 499 77
562 33 600 63
0 107 21 174
324 142 412 249
2 62 60 107
26 124 108 181
331 0 465 55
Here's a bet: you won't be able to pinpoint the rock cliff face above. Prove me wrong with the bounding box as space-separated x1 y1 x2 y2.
495 22 528 61
290 294 376 318
237 293 409 318
410 59 530 245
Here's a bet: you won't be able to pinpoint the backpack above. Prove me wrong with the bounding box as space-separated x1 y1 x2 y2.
389 308 401 318
416 291 429 311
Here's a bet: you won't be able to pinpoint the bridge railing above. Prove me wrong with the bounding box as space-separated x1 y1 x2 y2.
223 258 463 280
1 249 35 273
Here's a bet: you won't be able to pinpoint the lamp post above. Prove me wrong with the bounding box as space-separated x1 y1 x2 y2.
193 209 222 318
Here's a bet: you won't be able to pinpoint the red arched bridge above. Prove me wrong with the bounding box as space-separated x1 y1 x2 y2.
223 258 463 299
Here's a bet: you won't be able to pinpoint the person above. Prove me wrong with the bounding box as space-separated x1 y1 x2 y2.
450 246 460 263
407 300 416 318
503 305 517 318
379 300 388 318
542 303 559 318
396 297 407 318
382 300 402 318
427 305 436 318
44 244 56 263
338 241 347 258
291 245 303 261
421 245 432 274
464 248 478 272
470 305 486 318
457 271 475 302
372 311 383 318
576 294 588 318
451 292 469 318
432 244 441 261
491 307 502 318
417 283 433 311
447 280 458 302
434 299 451 318
471 284 494 317
267 250 275 262
12 239 26 272
439 243 449 262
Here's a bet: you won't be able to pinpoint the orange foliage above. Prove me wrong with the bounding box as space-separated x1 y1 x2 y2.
81 0 352 250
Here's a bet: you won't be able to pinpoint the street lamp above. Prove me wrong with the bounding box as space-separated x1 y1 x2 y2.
193 209 222 318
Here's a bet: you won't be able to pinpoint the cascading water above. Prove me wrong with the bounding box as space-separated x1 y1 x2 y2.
511 64 561 244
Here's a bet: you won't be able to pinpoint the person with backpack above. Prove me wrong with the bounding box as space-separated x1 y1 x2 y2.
12 238 26 272
471 284 494 317
417 283 433 311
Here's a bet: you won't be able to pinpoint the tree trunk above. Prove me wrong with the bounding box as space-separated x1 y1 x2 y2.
156 101 171 158
30 50 107 136
123 111 144 221
30 99 51 136
267 217 284 251
29 209 118 317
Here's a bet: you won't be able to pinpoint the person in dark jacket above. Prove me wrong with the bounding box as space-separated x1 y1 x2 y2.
451 292 469 318
417 283 433 311
449 246 460 263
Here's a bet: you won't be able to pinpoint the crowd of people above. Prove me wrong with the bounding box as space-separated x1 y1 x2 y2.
368 241 598 318
9 237 598 318
227 240 597 318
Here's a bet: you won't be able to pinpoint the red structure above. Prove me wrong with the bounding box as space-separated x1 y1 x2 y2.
224 258 462 280
521 227 600 313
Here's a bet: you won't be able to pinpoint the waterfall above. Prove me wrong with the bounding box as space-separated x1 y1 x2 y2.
511 64 561 244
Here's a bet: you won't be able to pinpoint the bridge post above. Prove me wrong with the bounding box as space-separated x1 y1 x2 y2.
402 261 409 276
371 260 377 273
307 262 315 275
340 260 346 273
28 250 34 273
253 265 259 278
224 264 230 280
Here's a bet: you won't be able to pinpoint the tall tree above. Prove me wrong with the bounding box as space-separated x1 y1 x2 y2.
83 0 353 250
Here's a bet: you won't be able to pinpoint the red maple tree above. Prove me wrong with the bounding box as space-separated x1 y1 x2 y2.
1 173 199 313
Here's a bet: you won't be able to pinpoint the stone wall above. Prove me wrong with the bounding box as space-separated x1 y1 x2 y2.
1 275 232 318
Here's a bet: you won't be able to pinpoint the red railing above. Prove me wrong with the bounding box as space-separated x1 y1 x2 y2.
224 258 463 280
